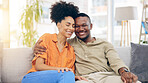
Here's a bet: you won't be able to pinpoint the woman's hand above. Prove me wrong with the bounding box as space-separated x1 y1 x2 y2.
75 76 88 81
57 67 73 73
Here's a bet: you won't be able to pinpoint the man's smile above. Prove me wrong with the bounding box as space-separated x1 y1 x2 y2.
77 31 87 36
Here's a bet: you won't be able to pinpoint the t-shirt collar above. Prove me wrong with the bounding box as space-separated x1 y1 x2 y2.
75 36 104 45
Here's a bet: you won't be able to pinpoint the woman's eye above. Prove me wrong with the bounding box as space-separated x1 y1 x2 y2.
72 25 75 28
66 25 70 26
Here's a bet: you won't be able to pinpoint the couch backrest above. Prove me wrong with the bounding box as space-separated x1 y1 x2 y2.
115 47 131 67
1 48 33 83
0 47 131 83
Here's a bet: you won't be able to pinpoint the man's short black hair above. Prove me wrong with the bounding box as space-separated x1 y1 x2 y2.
75 13 91 23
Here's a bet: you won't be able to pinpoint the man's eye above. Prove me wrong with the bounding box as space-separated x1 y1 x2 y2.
82 25 87 27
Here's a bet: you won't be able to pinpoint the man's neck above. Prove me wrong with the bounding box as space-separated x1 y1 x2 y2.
83 36 96 43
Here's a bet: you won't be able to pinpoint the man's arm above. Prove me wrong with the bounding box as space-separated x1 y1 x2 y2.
104 42 129 74
33 39 47 56
105 42 138 83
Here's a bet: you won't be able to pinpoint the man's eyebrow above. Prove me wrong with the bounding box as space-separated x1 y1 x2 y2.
76 23 87 25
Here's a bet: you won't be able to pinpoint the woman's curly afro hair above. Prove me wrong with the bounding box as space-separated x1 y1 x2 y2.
50 1 79 24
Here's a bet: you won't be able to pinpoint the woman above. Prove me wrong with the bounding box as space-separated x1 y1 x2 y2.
22 1 79 83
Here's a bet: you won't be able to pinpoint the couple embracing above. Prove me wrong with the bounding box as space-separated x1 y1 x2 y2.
22 1 140 83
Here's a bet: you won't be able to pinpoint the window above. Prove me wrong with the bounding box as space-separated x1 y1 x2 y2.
10 0 27 47
0 0 2 4
88 0 108 39
10 0 59 48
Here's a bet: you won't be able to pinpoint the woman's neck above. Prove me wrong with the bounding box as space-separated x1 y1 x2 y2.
57 33 66 45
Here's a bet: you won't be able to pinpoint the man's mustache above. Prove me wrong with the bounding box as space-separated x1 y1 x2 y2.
76 30 86 33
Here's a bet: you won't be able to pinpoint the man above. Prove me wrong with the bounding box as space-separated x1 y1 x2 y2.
34 13 140 83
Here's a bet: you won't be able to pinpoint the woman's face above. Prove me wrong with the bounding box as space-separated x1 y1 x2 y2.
57 16 75 38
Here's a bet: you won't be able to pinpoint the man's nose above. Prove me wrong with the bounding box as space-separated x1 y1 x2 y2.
79 25 84 30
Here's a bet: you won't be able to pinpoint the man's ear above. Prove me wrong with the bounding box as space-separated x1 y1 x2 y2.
90 23 93 30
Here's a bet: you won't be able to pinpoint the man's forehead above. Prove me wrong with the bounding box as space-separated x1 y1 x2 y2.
75 17 89 24
75 17 89 20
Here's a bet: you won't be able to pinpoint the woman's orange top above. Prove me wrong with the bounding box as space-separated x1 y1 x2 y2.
27 33 75 73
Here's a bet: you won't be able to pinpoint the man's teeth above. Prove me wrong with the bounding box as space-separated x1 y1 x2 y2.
79 32 85 35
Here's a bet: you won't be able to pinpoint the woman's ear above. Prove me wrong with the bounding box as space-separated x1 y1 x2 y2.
57 22 61 29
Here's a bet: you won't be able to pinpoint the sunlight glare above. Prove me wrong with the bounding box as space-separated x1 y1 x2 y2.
0 0 2 4
0 10 2 25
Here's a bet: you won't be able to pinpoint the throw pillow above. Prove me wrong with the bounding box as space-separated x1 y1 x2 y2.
130 43 148 81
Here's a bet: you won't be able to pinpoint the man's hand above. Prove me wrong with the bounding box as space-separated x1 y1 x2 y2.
33 39 46 56
75 76 88 81
121 72 138 83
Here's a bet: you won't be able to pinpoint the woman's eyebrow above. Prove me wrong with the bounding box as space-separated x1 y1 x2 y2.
66 22 71 24
66 22 74 25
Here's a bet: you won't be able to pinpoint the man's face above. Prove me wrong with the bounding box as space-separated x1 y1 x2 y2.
75 17 92 40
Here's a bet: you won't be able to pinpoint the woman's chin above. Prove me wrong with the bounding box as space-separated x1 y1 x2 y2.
66 35 72 38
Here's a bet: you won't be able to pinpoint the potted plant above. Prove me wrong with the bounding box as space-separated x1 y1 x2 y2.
19 0 43 47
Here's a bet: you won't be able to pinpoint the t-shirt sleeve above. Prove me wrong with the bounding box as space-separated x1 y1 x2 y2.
32 33 49 65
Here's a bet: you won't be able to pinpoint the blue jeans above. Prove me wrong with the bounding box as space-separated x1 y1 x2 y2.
22 70 75 83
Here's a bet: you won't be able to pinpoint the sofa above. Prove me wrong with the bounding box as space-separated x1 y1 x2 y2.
0 46 133 83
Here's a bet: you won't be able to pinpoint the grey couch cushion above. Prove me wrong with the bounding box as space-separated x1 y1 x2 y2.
115 47 131 67
2 48 33 83
130 43 148 81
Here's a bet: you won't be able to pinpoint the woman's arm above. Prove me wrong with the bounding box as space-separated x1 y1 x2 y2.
35 57 73 73
35 57 58 71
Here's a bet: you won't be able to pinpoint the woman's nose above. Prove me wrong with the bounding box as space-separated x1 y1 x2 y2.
69 25 74 31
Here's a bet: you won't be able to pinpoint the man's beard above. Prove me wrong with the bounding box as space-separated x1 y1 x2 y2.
77 33 90 42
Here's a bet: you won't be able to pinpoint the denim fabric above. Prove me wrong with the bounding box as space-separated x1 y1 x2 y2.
22 70 75 83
